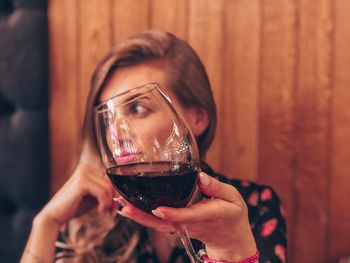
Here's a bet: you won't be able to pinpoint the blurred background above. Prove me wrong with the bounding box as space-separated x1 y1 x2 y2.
0 0 49 261
1 0 350 262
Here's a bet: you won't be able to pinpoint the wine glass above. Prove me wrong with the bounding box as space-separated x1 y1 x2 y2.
94 83 202 263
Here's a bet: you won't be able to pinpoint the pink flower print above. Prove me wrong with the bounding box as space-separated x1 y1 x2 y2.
241 181 251 187
261 218 278 237
275 244 286 263
280 204 286 217
261 188 272 201
247 191 259 206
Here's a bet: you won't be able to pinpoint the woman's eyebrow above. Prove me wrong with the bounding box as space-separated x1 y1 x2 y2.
97 91 153 106
123 94 151 103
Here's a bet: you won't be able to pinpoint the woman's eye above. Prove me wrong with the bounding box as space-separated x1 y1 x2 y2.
129 103 150 116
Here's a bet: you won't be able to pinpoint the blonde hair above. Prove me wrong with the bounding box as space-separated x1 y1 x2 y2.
62 30 217 262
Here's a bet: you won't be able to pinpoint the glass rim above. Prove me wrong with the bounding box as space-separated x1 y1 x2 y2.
94 82 159 113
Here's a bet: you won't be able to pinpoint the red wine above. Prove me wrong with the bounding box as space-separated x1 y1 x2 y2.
106 161 199 212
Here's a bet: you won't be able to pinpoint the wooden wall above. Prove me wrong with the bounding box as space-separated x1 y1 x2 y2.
48 1 350 262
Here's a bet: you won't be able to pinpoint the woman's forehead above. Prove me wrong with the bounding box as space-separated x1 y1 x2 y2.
99 62 169 102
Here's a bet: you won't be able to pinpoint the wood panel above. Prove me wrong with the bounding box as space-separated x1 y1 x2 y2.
330 0 350 260
258 1 297 261
111 0 150 43
77 0 112 123
150 0 188 40
48 0 80 193
187 0 225 172
222 0 260 182
293 0 333 261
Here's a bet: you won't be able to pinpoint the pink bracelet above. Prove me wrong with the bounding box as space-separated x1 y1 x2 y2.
201 250 260 263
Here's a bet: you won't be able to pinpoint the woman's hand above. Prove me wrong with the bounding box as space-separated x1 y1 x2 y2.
37 163 116 227
21 163 117 263
116 172 257 262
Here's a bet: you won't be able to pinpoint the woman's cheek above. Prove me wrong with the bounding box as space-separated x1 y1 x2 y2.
140 116 174 157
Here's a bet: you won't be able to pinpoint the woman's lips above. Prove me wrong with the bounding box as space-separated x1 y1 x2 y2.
114 151 137 164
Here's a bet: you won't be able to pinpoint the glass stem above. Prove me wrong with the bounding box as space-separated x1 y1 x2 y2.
175 223 202 263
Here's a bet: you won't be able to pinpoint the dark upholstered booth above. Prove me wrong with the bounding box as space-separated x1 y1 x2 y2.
0 0 49 261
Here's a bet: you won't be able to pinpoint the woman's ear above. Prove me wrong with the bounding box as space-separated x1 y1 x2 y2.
185 107 209 136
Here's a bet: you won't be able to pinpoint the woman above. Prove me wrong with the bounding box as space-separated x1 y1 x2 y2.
21 30 286 263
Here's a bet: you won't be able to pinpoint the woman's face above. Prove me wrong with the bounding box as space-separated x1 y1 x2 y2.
99 60 201 129
98 61 207 164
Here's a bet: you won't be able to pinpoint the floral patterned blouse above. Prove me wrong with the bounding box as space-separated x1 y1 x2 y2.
133 163 287 263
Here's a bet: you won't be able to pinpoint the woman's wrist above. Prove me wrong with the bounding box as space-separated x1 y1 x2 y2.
204 246 258 263
199 249 259 263
204 225 257 262
20 211 61 263
33 210 62 231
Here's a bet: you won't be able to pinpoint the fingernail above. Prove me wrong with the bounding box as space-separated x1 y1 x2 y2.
199 172 210 186
114 197 127 207
152 210 166 219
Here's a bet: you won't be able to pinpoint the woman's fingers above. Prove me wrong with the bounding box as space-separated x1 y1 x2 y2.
152 198 236 224
42 163 119 225
150 173 245 224
198 172 241 204
78 177 112 213
116 200 175 232
71 164 116 213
